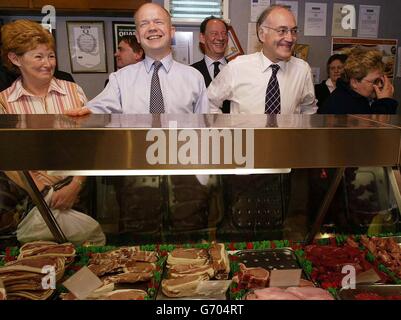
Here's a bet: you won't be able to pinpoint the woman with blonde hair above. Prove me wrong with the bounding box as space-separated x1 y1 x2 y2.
320 47 397 114
0 19 87 212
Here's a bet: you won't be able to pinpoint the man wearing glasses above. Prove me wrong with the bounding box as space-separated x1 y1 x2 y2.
208 5 317 114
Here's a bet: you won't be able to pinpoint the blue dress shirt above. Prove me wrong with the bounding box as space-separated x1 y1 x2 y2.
87 54 209 114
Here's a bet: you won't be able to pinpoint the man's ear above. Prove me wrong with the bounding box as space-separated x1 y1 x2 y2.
135 30 140 44
7 52 21 67
257 27 265 43
199 32 206 45
170 26 176 39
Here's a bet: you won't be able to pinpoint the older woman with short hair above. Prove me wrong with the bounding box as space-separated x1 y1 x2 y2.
320 48 397 114
0 19 87 114
0 19 87 211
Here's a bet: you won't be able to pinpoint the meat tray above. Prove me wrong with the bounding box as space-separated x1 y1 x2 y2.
234 248 300 270
338 284 401 300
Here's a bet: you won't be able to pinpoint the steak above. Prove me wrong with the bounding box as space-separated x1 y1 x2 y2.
103 271 153 284
162 274 208 298
103 289 147 300
233 263 270 289
209 243 230 279
168 263 215 279
167 248 208 266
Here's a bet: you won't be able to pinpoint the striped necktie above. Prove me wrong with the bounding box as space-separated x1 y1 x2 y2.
265 64 281 114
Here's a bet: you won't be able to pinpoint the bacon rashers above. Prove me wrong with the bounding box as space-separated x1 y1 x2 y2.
162 244 230 297
162 275 209 298
18 241 76 265
0 255 66 300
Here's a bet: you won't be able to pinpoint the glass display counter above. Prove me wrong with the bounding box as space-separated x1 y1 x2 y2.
1 114 401 246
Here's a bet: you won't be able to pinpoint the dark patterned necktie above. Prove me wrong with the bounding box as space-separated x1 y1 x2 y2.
149 61 165 114
265 64 281 114
213 61 221 78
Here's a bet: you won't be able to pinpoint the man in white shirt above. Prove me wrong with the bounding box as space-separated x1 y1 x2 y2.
208 5 317 114
67 3 209 115
191 16 230 113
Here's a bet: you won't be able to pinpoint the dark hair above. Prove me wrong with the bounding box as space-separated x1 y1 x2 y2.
119 35 144 59
256 5 293 42
326 54 347 74
200 16 228 34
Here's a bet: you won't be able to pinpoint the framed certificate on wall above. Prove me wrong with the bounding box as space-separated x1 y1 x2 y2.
66 21 107 73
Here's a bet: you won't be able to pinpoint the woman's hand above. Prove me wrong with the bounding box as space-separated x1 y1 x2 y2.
374 75 394 99
50 179 82 211
65 106 92 117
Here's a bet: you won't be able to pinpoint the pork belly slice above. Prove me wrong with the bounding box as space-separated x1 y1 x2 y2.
167 248 208 266
168 263 215 279
6 289 54 300
2 256 65 280
19 241 58 252
162 274 209 298
18 242 75 259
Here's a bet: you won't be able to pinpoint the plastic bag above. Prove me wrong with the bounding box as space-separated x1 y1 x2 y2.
17 188 106 246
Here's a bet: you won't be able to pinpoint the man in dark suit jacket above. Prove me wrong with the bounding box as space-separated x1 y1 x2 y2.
191 16 230 113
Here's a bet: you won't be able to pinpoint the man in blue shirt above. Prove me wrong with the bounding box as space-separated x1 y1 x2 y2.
67 3 209 115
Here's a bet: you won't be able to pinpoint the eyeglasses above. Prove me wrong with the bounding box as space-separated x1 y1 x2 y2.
362 77 383 86
260 26 299 37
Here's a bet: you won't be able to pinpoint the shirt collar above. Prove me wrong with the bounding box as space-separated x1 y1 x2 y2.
259 51 287 73
7 77 66 102
204 55 227 68
144 53 174 74
326 78 335 92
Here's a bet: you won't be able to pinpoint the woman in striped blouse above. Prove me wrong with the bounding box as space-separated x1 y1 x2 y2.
0 19 87 212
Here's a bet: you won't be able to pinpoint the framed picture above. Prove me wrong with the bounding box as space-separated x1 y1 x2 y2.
112 22 136 70
66 21 107 73
293 44 310 61
225 26 244 61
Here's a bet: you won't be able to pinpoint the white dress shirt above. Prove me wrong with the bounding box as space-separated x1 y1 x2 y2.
207 51 317 114
204 55 227 80
87 54 209 114
326 78 336 93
